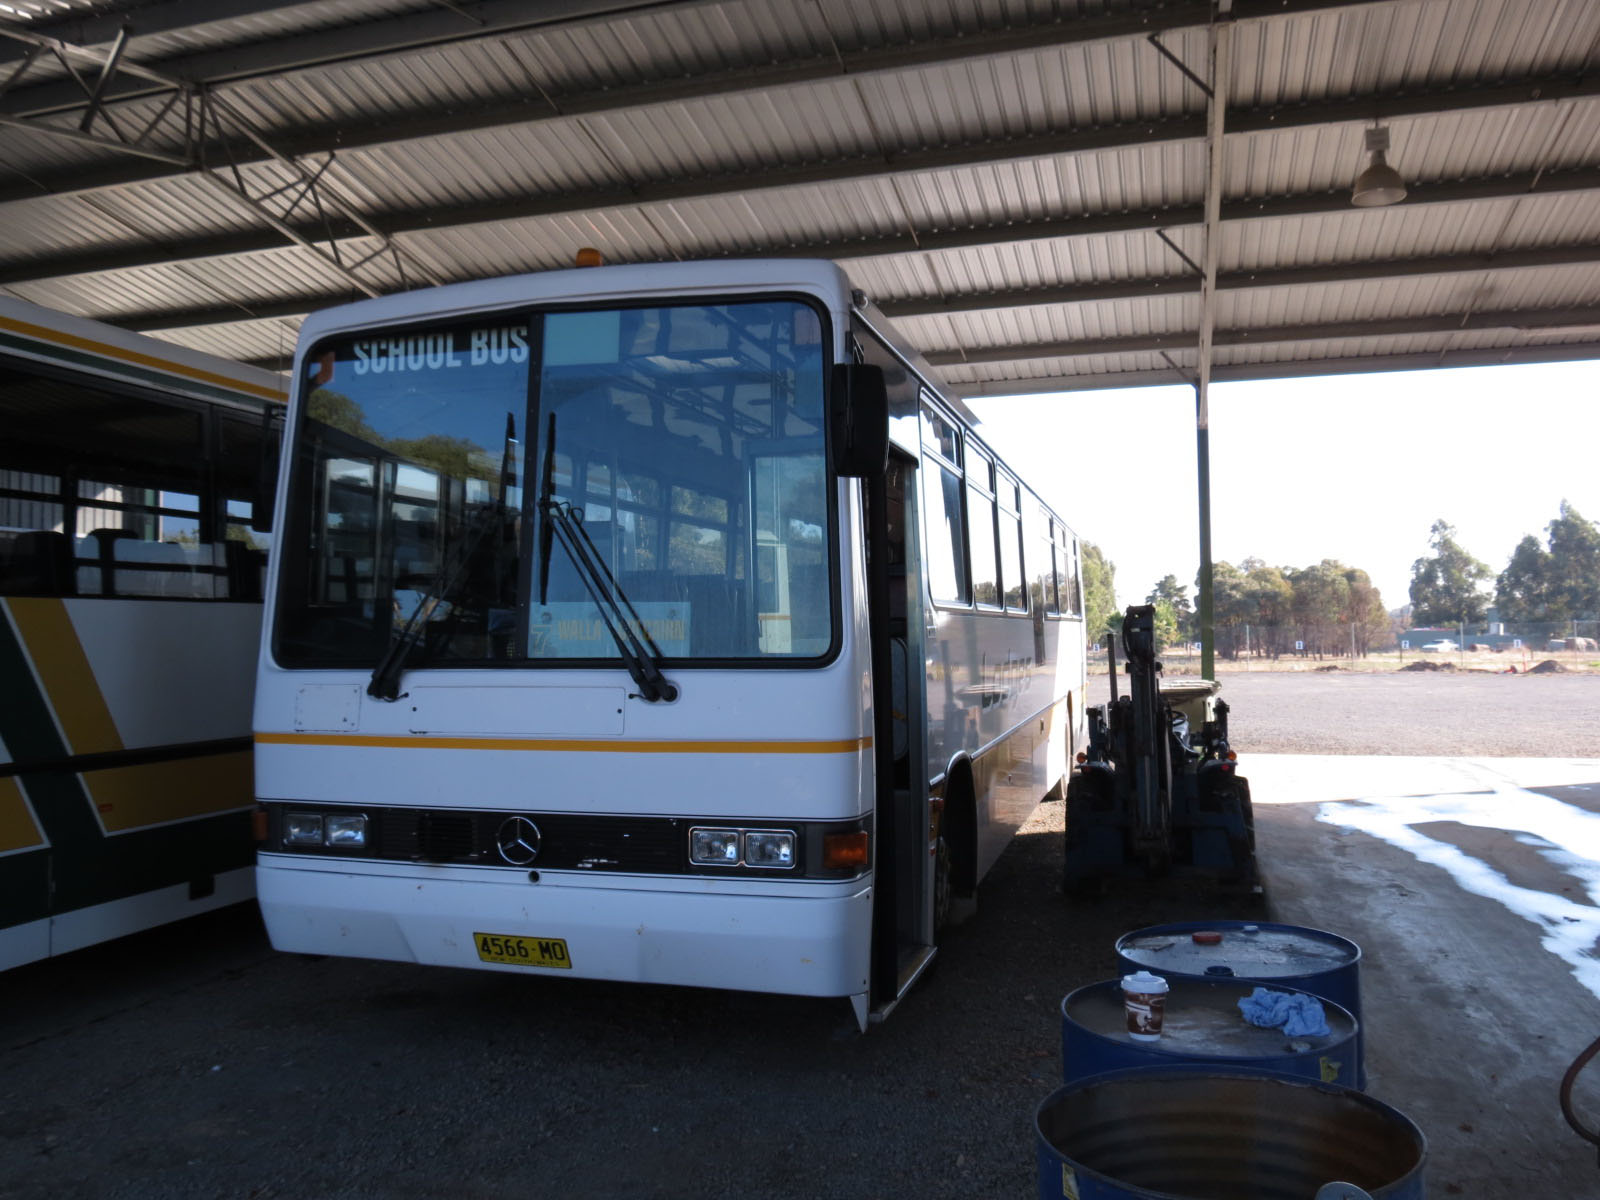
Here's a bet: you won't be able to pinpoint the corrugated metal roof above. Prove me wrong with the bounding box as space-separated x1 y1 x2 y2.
0 0 1594 389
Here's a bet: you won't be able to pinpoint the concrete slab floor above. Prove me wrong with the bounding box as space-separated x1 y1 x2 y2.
1246 754 1600 1199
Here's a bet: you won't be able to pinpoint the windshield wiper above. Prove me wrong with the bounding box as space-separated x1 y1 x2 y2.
537 415 678 703
368 413 518 702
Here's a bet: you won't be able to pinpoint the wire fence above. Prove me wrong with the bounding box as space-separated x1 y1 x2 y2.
1089 620 1600 674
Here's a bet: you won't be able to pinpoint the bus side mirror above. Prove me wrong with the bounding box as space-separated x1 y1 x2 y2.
829 363 889 478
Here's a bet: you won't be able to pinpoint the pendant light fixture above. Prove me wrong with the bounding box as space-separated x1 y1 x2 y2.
1352 125 1407 207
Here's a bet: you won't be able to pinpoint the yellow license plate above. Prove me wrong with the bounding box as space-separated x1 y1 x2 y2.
473 932 572 969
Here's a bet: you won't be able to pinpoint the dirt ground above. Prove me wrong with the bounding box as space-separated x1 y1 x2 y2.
1090 667 1599 758
1113 648 1598 677
3 669 1597 1198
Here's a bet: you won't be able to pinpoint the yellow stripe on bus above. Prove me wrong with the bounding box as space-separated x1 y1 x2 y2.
85 749 254 833
256 732 872 755
0 313 287 403
0 778 46 854
7 598 123 756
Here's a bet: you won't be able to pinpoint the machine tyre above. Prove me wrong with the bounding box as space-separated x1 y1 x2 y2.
1062 773 1107 899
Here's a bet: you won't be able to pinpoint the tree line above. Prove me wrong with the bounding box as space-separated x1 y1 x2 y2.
1080 502 1598 659
1180 560 1387 659
1077 543 1388 659
1410 503 1600 629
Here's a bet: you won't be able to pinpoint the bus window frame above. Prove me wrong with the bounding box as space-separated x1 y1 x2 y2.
851 326 1077 625
0 351 276 603
996 466 1027 614
274 293 844 673
964 444 1002 611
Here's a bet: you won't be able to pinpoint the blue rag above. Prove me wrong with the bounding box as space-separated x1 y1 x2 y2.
1237 986 1330 1037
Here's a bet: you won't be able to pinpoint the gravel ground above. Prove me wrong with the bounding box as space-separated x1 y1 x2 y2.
1094 668 1600 757
3 803 1267 1200
4 671 1596 1198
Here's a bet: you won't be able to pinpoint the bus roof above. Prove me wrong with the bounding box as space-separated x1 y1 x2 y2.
0 295 287 409
293 258 857 349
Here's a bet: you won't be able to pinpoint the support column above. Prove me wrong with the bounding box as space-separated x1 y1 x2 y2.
1193 10 1231 681
1196 389 1215 680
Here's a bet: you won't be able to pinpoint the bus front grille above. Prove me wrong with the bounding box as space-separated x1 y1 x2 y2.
414 811 476 862
372 807 687 873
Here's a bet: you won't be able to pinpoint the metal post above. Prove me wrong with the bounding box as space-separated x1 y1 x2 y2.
1196 388 1215 680
1192 13 1229 683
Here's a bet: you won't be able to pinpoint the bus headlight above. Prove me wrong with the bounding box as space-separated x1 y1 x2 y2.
284 812 325 846
689 828 741 866
688 827 798 869
325 813 369 847
743 831 796 868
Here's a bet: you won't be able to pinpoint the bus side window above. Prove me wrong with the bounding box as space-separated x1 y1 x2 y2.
966 451 999 608
920 398 968 605
0 530 72 596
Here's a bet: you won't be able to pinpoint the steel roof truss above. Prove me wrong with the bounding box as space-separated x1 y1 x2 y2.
0 22 443 299
924 305 1600 367
9 0 1395 119
5 147 1597 298
2 14 1594 212
106 236 1600 333
952 341 1600 396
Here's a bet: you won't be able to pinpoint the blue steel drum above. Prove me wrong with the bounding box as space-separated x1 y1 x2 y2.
1115 921 1365 1088
1060 977 1359 1090
1035 1067 1426 1200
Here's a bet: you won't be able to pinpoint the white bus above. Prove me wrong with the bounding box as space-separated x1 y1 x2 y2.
0 297 285 969
254 259 1085 1027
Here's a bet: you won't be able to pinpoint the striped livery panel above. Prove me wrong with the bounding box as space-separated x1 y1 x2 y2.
0 310 286 407
6 597 123 757
0 598 258 952
0 778 46 856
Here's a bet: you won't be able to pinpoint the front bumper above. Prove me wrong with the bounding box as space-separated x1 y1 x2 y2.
256 854 872 999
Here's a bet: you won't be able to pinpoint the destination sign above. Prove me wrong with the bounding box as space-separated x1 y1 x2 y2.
348 325 530 375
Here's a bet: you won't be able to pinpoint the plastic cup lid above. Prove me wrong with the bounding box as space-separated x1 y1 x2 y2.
1121 970 1168 993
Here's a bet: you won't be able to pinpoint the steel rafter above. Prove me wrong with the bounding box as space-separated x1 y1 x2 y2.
0 0 722 79
107 237 1600 331
880 247 1600 319
952 340 1600 396
96 236 1600 332
3 14 1592 210
2 131 1597 293
43 200 1600 334
0 0 1390 116
0 21 443 299
922 305 1600 367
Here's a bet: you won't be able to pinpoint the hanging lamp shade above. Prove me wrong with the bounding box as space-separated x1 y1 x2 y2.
1352 126 1407 207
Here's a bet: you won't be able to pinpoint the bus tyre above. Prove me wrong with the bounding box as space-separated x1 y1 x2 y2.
933 836 951 937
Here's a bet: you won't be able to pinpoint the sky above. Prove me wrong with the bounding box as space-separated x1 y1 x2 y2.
966 358 1600 613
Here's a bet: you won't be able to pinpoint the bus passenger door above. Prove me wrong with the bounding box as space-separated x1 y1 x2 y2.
868 448 934 1013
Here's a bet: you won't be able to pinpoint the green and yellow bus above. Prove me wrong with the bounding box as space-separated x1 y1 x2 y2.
0 297 284 969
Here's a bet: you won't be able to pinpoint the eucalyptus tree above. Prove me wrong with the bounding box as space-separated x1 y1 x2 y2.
1409 520 1491 627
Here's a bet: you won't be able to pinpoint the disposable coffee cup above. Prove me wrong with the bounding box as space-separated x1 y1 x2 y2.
1122 969 1169 1042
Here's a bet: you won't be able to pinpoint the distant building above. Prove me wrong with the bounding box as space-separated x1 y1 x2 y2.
1398 627 1522 651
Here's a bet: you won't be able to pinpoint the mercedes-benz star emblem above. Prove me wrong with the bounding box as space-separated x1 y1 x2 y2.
495 816 541 866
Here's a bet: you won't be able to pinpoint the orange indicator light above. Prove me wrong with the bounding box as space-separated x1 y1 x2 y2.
822 832 870 869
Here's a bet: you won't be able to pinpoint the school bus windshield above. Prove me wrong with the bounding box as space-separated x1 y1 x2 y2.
273 298 834 669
